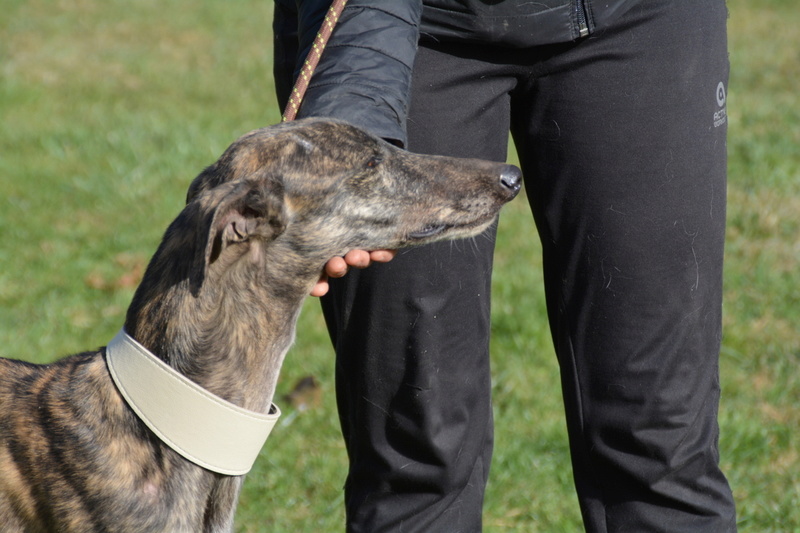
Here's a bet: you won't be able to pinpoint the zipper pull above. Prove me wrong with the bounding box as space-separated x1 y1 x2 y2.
576 0 589 37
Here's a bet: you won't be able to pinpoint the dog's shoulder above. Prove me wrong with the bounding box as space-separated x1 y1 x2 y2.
0 350 106 397
0 356 41 387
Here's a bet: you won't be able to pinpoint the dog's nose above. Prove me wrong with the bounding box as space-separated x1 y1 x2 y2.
499 165 522 193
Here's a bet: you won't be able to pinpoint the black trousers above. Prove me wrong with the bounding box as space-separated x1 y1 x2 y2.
321 2 736 531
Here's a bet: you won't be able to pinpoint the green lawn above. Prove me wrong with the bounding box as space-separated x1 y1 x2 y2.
1 1 797 531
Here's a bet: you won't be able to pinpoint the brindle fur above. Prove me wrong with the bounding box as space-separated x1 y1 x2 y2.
0 118 520 532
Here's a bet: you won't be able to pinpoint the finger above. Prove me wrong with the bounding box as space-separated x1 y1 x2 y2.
324 256 350 278
310 276 330 297
343 249 371 269
369 249 397 263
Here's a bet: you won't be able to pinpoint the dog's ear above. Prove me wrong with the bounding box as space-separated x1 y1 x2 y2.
186 165 220 204
190 176 286 295
186 130 282 204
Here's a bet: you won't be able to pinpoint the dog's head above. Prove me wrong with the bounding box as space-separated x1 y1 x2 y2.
186 118 521 262
126 119 519 347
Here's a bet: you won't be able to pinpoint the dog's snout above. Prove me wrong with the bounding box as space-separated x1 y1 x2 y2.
499 165 522 194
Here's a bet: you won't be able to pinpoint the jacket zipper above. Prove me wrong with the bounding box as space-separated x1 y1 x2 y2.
576 0 589 37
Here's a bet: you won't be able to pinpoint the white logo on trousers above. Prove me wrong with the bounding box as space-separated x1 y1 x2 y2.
714 81 727 128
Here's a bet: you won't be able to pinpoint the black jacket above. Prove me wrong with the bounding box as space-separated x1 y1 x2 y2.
274 0 638 146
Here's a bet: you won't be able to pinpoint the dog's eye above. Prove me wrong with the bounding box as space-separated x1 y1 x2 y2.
366 156 383 169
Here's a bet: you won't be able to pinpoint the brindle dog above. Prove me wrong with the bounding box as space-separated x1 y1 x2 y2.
0 118 520 532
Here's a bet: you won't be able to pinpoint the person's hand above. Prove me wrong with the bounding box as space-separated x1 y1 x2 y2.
310 249 397 297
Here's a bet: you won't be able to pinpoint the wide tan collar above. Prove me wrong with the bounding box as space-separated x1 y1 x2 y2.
106 329 280 476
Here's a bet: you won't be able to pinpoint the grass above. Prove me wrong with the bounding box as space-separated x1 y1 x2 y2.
1 0 797 530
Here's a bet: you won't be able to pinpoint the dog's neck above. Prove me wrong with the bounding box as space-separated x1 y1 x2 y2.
123 242 316 414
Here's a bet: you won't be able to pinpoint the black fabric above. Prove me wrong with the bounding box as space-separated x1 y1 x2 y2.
296 0 422 146
320 57 510 530
272 0 299 112
274 1 639 148
277 0 737 531
506 3 736 529
420 0 585 46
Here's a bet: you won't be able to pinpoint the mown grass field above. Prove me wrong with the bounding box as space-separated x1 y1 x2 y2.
1 1 797 530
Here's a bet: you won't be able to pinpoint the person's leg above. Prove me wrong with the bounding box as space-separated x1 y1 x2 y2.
512 1 736 530
321 44 515 532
